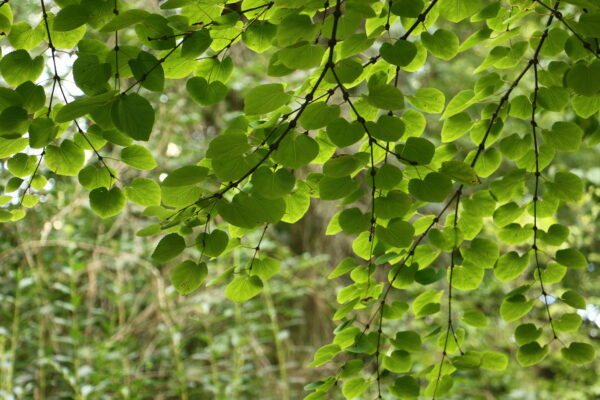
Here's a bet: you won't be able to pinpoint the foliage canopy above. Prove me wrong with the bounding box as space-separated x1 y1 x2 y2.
0 0 599 398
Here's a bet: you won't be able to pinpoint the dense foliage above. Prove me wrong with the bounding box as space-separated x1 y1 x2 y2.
0 0 599 398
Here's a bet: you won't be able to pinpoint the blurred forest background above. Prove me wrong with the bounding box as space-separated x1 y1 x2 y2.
1 1 599 399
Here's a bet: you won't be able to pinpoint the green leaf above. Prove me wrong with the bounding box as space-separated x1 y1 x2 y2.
171 261 208 295
276 14 318 47
336 208 369 234
323 155 363 178
121 145 157 170
451 262 484 291
509 95 533 119
187 77 228 106
206 134 250 160
124 178 161 207
342 377 369 399
8 21 45 51
422 29 459 60
367 114 405 142
73 54 111 95
326 59 363 84
196 57 233 83
374 164 403 189
537 262 567 285
390 331 421 352
383 350 411 373
111 93 155 141
391 0 424 17
441 112 472 142
380 39 418 67
500 294 534 322
182 29 212 59
45 140 85 176
461 310 488 327
326 118 364 147
250 257 281 280
225 275 263 303
49 15 86 49
545 172 583 202
440 160 479 185
242 21 276 53
442 90 476 121
413 289 443 318
555 313 582 333
494 251 530 282
328 258 357 279
561 290 586 309
251 166 295 198
309 344 341 367
561 342 596 364
537 87 569 111
152 233 186 263
299 102 341 130
54 5 90 31
129 51 165 92
196 229 229 258
407 88 445 114
383 300 409 320
453 351 482 370
278 44 325 70
514 323 542 346
366 84 404 110
389 376 420 398
555 248 587 269
217 193 285 228
78 165 114 190
55 91 117 123
245 83 291 115
429 227 463 252
493 202 524 227
375 190 412 219
163 166 209 186
517 342 549 367
376 219 414 248
273 134 319 169
89 187 127 219
566 62 600 96
319 176 359 200
461 238 499 268
0 50 44 86
0 106 28 136
29 117 56 146
481 351 508 371
539 224 569 246
409 172 452 202
399 137 435 165
542 122 583 152
16 81 46 113
439 0 481 22
7 153 38 178
100 9 149 32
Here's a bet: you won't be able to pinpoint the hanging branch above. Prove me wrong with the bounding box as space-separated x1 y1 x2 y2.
113 0 120 90
248 224 269 273
533 0 599 58
126 2 275 95
334 2 564 391
213 1 273 60
432 190 464 400
166 0 345 223
18 152 45 207
530 60 560 342
40 0 115 181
